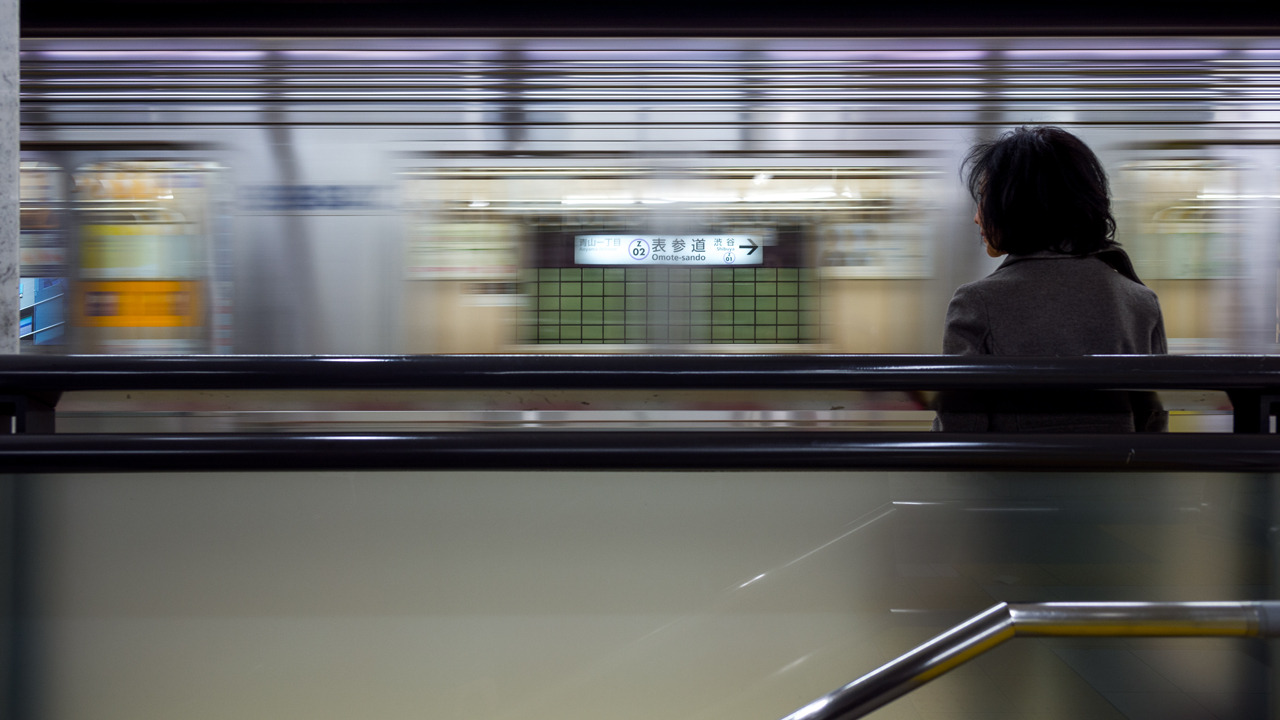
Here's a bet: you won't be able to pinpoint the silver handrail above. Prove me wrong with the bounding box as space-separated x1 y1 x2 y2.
781 601 1280 720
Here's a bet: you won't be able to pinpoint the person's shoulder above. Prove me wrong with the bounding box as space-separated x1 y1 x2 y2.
1124 278 1163 309
1089 257 1164 312
960 257 1033 293
1090 257 1158 297
948 275 994 304
1124 276 1160 298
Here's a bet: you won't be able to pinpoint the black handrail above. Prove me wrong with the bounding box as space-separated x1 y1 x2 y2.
1 353 1279 392
0 430 1279 472
2 354 1280 434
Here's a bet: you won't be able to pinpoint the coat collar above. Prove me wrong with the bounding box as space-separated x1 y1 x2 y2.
993 247 1146 286
995 250 1088 270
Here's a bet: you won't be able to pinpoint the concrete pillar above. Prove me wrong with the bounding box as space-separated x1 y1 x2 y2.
0 0 16 353
0 5 18 717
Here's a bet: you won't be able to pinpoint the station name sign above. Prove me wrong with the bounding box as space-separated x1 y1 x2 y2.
575 235 764 266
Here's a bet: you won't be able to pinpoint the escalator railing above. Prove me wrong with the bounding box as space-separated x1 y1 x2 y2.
781 601 1280 720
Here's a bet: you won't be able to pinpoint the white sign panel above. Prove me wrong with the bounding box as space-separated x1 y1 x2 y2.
575 235 764 266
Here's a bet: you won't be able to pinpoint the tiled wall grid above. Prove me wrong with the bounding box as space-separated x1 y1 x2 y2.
524 267 820 344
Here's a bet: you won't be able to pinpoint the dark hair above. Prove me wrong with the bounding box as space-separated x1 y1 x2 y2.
963 126 1117 256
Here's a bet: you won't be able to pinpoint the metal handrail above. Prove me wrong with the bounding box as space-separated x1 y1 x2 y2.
3 353 1280 434
1 354 1280 393
781 601 1280 720
3 430 1280 472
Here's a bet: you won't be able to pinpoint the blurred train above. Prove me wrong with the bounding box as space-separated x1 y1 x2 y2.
16 30 1280 720
17 35 1280 355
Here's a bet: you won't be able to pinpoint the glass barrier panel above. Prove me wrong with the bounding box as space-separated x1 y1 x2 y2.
4 469 1274 719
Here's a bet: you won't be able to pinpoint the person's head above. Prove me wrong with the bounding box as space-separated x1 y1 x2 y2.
963 125 1117 257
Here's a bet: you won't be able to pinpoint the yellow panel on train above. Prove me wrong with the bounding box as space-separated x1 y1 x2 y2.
77 280 202 328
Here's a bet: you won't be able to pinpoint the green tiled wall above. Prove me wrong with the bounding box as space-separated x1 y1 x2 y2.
523 267 819 344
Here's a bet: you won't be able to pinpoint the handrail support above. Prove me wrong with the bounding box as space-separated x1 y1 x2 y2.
1228 390 1280 433
0 393 60 434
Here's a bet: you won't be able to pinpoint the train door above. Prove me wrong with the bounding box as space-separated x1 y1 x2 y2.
71 160 228 354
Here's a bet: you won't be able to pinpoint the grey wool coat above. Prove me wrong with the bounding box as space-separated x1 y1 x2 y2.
933 249 1167 433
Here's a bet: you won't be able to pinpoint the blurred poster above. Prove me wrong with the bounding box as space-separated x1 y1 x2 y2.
818 223 929 279
406 223 522 280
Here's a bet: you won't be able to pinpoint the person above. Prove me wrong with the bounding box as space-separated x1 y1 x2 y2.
933 125 1167 432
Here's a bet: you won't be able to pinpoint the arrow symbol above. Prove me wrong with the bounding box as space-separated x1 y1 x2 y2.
738 238 758 255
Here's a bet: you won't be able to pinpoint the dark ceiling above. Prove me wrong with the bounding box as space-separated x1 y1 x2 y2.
20 0 1280 37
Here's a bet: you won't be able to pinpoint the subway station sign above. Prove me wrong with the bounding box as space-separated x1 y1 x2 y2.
575 235 764 266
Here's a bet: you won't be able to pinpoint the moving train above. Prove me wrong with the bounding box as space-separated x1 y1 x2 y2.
18 35 1280 355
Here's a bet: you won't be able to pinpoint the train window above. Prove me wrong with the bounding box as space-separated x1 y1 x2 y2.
1115 160 1243 351
72 161 225 354
1117 160 1242 280
402 166 937 352
19 161 68 350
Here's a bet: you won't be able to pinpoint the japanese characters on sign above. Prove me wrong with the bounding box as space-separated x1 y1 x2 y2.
574 235 764 266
